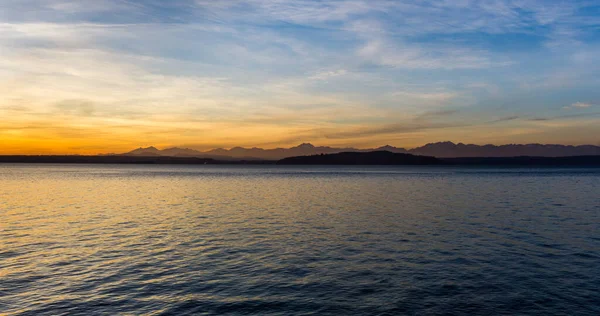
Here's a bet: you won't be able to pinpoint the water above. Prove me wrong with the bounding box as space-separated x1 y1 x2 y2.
1 164 599 315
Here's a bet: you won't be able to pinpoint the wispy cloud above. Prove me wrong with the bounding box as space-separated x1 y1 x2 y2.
322 122 468 139
391 91 457 103
528 112 600 121
563 102 593 109
357 40 506 69
486 116 520 124
309 69 348 80
414 109 459 122
55 99 96 116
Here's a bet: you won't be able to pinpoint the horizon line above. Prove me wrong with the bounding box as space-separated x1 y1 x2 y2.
3 140 600 156
128 140 600 152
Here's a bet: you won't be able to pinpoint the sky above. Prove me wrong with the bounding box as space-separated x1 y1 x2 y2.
1 0 600 154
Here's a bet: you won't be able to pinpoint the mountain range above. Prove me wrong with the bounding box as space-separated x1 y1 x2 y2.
121 142 600 160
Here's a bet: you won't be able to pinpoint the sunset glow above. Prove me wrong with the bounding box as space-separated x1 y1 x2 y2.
1 1 599 154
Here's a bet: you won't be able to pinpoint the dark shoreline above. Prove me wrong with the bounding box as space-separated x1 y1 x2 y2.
1 152 600 167
277 151 600 167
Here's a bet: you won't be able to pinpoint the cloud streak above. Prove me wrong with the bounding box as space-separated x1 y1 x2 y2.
486 116 520 124
563 102 593 109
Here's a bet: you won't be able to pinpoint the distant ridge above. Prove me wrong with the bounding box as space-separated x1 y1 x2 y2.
121 142 600 160
121 143 402 160
411 142 600 158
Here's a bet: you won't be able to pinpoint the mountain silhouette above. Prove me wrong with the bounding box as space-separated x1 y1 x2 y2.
126 146 162 156
121 142 600 160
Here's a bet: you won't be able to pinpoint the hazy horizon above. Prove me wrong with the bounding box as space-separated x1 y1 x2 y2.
128 140 600 152
3 140 600 156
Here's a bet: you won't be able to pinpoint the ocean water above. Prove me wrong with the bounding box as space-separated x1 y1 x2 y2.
0 164 599 315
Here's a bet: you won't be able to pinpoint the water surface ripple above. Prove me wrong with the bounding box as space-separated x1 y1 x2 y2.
1 165 599 315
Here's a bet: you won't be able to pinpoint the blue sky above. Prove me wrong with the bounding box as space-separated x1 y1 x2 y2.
1 0 599 153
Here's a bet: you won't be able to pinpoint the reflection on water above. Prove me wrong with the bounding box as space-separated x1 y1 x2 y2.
1 164 599 315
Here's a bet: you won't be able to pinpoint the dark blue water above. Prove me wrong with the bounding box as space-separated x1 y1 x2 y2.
1 165 599 315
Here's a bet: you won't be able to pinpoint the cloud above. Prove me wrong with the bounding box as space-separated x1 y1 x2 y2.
528 112 600 122
322 121 469 139
195 0 380 25
55 99 95 116
392 91 457 102
466 82 500 95
563 102 593 109
414 109 459 121
309 69 348 80
486 116 520 124
357 39 509 69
